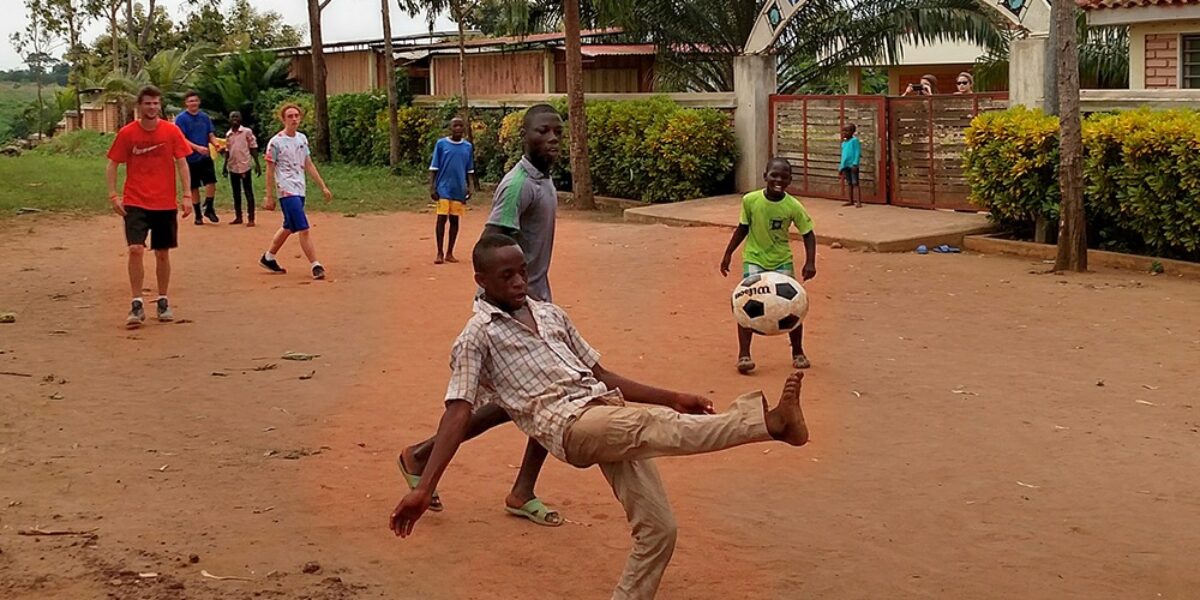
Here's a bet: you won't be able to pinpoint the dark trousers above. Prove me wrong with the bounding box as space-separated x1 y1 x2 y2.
230 171 255 221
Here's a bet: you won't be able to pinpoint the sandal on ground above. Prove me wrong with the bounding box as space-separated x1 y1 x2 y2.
505 498 563 527
396 455 444 512
736 356 756 374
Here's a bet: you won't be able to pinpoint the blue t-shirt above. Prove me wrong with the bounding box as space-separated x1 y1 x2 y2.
840 137 861 170
429 137 475 202
174 110 215 163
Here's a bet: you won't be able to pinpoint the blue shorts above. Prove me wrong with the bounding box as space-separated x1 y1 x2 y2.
743 262 795 279
280 195 309 232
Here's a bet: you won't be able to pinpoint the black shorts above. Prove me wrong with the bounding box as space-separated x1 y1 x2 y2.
188 157 217 189
840 166 860 186
124 206 179 250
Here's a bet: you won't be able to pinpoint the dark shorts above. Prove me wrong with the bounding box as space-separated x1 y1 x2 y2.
280 195 309 232
188 157 217 189
841 166 860 186
124 206 178 250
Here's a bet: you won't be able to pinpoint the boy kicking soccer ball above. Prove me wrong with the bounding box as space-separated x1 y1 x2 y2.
720 157 817 373
258 103 332 280
390 233 810 600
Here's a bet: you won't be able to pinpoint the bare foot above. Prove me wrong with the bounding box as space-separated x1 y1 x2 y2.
434 255 445 265
445 255 459 263
766 371 809 446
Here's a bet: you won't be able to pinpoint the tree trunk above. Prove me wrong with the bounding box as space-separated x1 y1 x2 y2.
109 3 120 72
381 0 400 167
563 0 595 209
137 0 157 55
68 21 83 130
308 0 331 162
453 1 473 144
1053 0 1086 272
125 0 134 72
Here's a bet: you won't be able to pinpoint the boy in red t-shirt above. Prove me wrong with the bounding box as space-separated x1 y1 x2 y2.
106 85 193 329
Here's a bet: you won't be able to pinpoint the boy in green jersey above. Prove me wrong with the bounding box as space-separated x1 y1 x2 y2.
720 157 817 374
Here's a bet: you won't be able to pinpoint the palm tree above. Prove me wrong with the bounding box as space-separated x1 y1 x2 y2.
973 15 1128 91
96 46 212 116
563 0 594 209
193 50 293 129
400 0 480 133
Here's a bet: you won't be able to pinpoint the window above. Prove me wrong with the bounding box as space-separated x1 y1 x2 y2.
1185 35 1200 89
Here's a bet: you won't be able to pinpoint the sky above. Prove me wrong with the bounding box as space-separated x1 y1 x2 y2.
1 0 455 70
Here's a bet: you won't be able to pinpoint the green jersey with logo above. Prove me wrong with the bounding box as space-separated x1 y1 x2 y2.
739 190 814 270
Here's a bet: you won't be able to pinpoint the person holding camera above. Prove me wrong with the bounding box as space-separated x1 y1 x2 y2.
903 74 938 96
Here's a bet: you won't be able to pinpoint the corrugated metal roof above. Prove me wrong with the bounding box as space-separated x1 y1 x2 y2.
577 44 657 56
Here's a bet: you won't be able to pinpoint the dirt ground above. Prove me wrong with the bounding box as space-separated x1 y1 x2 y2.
1 210 1198 600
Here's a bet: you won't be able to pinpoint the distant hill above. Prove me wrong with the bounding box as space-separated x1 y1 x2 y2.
0 83 61 143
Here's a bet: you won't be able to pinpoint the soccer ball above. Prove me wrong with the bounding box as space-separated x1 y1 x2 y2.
731 271 809 336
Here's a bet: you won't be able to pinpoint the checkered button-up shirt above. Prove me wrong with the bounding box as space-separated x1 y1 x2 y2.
445 298 623 462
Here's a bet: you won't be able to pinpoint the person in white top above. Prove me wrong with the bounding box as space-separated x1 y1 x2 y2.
258 103 333 280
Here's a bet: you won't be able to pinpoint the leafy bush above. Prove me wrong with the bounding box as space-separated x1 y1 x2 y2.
32 130 115 157
498 97 737 203
194 50 295 134
371 106 435 168
964 106 1200 260
329 93 388 164
1085 109 1200 256
963 106 1061 235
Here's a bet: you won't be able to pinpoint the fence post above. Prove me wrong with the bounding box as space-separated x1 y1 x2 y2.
733 54 777 192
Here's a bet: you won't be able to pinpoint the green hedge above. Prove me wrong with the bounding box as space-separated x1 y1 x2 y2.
499 96 737 203
256 93 736 204
329 93 388 165
964 106 1200 260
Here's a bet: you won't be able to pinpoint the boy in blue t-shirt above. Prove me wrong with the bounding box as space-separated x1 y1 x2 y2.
428 117 476 264
839 123 862 208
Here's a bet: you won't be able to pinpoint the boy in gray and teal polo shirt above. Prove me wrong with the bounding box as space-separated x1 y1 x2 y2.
487 154 558 302
397 104 568 529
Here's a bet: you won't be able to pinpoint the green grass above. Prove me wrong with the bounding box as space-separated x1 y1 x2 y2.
0 135 431 219
0 83 60 142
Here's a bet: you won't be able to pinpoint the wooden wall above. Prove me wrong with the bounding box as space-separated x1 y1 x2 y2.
431 51 546 96
552 55 654 93
290 50 380 95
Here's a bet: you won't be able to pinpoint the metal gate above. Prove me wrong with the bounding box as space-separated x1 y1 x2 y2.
770 93 1008 210
770 95 888 204
887 93 1008 210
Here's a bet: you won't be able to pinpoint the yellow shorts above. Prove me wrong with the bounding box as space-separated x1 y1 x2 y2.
436 199 466 217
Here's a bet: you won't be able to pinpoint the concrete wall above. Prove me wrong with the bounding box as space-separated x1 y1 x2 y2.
732 54 775 193
1009 36 1049 109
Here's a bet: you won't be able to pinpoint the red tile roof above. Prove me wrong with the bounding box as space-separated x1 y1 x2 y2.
1077 0 1200 9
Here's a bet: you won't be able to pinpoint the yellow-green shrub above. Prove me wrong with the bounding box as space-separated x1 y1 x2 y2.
964 106 1200 260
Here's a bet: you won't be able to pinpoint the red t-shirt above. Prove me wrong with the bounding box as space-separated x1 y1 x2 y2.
107 120 191 210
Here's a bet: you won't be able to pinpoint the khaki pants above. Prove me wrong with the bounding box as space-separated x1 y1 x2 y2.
563 391 773 600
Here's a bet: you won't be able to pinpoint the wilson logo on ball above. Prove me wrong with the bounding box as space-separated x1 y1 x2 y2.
731 271 809 336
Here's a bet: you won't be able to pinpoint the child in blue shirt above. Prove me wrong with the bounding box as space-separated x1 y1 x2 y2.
840 123 862 208
429 117 476 264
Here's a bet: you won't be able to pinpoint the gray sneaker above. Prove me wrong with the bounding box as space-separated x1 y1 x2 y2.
156 298 174 322
125 300 145 329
